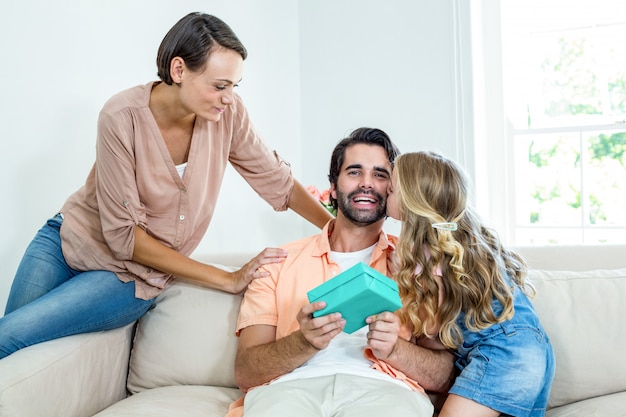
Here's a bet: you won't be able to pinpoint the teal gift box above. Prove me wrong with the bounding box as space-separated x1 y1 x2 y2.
306 262 402 334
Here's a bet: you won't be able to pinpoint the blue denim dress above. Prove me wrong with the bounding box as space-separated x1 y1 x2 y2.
449 283 556 417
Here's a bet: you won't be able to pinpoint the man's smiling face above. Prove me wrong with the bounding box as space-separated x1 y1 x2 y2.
331 143 391 226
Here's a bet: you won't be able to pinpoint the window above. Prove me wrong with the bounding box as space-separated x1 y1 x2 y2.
474 0 626 245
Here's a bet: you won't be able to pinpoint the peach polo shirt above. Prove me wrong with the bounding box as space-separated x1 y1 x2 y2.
59 82 293 299
236 221 397 338
230 223 427 417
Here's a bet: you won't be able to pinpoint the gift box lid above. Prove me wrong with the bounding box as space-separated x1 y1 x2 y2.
306 262 402 334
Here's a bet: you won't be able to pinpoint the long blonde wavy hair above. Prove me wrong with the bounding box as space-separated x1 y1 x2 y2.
392 152 532 349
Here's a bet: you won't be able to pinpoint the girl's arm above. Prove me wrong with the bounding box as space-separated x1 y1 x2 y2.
367 270 453 391
366 312 456 393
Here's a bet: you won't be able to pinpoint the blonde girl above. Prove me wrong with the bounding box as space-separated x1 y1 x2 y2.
387 151 555 417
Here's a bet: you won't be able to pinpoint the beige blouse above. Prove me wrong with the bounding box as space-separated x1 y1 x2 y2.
59 82 293 299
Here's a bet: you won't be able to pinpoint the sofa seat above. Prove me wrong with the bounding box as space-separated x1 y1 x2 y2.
93 386 241 416
546 391 626 417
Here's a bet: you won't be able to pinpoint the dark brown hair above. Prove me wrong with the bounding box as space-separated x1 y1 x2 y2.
327 127 400 211
156 12 247 85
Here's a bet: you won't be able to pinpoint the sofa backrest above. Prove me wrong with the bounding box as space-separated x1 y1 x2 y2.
514 244 626 271
124 249 626 410
528 267 626 408
516 245 626 408
127 266 242 394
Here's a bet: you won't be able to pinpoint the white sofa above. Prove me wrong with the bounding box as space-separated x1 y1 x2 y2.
1 246 625 417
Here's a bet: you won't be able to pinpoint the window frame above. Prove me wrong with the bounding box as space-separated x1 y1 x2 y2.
468 0 626 245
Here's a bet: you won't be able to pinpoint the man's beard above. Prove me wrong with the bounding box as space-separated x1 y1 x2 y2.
336 188 387 226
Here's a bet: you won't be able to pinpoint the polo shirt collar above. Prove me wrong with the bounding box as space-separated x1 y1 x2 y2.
311 219 395 258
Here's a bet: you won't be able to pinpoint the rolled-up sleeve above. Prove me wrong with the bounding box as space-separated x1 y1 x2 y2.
95 109 145 260
227 95 294 211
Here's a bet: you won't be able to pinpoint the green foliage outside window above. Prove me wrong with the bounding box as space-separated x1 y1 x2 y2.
524 33 626 233
527 132 624 226
589 132 626 166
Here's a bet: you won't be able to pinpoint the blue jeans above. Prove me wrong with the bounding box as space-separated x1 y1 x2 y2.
0 215 155 359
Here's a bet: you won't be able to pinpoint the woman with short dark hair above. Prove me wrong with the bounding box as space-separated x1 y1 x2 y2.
0 12 332 359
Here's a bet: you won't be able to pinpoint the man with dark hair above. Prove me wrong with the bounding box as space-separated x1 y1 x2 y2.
229 128 455 417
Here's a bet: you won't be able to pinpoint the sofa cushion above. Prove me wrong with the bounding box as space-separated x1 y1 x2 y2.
127 270 242 394
545 391 626 417
529 268 626 408
93 385 242 416
0 324 133 417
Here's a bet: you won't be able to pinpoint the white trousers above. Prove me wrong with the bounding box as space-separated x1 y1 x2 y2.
243 373 434 417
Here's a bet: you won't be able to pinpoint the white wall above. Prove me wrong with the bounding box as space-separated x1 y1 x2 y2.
298 0 473 230
0 0 465 312
299 0 459 175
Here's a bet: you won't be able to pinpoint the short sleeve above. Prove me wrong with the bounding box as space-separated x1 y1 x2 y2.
236 265 281 335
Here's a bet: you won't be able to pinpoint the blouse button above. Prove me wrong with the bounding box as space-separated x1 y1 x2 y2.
179 214 185 221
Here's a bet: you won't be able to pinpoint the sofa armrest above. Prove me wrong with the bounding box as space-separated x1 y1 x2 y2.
0 323 134 417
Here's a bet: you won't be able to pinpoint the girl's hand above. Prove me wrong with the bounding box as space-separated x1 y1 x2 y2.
366 311 401 360
230 247 287 293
